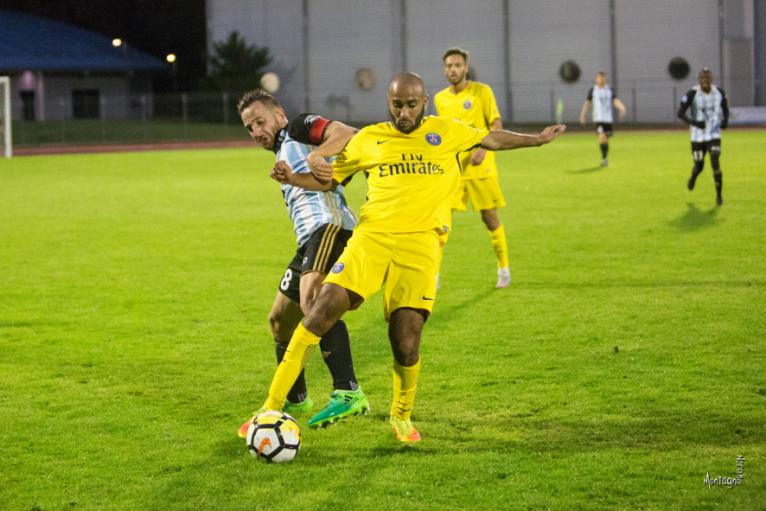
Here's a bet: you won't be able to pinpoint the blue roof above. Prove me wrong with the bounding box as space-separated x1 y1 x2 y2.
0 10 167 72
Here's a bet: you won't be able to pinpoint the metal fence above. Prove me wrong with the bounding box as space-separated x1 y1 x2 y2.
10 77 760 147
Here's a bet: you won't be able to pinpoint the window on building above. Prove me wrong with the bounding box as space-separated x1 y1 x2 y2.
20 91 36 121
72 89 100 119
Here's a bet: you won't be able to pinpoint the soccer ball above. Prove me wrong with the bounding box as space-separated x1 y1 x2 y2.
245 410 301 463
260 72 280 94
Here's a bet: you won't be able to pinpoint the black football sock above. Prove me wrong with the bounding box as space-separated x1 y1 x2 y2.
318 320 359 391
713 168 723 200
600 143 608 159
688 161 704 190
275 340 309 403
711 153 723 200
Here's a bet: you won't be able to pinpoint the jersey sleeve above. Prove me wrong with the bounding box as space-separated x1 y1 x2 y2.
719 88 730 125
332 131 371 184
482 86 501 125
586 87 594 101
287 113 333 145
677 89 695 122
448 119 488 153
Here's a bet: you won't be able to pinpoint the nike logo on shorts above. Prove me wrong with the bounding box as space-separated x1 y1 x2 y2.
422 296 434 301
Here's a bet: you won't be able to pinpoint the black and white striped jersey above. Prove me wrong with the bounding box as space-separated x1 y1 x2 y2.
587 85 617 123
678 85 729 142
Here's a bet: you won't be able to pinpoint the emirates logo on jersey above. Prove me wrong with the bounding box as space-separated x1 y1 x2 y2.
463 100 472 110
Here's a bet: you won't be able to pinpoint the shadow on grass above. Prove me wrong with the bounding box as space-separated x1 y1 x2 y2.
668 202 720 232
429 287 498 326
424 411 763 455
567 165 603 174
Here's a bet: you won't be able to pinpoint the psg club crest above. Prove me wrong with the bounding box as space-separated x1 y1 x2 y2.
332 262 345 273
463 100 472 110
425 133 442 146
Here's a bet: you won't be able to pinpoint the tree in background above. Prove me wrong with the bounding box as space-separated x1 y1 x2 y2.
204 31 272 92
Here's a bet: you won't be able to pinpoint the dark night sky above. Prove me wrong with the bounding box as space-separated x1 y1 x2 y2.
0 0 207 91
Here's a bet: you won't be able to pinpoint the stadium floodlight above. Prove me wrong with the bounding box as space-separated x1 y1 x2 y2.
112 38 123 47
166 53 176 63
0 76 11 158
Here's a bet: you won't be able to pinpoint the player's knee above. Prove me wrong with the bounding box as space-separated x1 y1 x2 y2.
301 305 334 335
302 290 348 335
392 340 420 366
480 209 500 230
694 160 704 173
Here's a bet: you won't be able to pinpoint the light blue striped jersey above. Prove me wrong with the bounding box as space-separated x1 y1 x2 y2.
275 133 357 246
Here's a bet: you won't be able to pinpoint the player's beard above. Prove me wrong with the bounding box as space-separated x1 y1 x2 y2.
389 107 425 134
448 69 467 86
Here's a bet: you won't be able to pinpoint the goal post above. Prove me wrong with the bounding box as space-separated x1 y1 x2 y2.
0 76 11 158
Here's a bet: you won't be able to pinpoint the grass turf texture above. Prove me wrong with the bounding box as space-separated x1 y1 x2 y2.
1 130 764 510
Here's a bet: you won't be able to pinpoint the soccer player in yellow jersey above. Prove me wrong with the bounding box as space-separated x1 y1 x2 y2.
434 47 510 288
250 72 565 443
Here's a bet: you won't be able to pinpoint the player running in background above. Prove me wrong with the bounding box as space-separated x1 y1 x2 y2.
257 73 565 443
579 71 626 167
236 89 369 437
677 67 729 206
434 47 511 288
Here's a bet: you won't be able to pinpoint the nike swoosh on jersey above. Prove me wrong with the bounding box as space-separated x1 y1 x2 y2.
376 139 391 144
422 296 434 301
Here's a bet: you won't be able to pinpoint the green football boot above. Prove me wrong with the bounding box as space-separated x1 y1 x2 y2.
283 396 314 415
308 388 370 428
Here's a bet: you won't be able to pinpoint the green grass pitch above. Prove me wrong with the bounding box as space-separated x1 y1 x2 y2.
1 130 764 510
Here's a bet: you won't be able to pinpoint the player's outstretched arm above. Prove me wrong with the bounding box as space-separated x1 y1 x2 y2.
307 122 358 183
470 118 504 165
271 160 332 191
481 124 566 151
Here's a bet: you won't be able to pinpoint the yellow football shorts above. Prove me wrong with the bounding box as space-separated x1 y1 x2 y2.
323 229 440 321
451 176 507 212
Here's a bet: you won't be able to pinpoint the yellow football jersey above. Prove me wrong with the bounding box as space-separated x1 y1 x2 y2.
434 81 501 179
333 116 487 234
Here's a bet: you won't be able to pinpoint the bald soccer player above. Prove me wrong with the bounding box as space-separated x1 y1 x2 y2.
243 73 565 443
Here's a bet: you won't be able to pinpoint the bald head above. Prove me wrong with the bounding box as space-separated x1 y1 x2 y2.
387 72 428 133
388 72 426 97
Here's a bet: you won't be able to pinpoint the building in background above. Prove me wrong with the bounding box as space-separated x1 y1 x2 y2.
0 10 166 122
206 0 762 124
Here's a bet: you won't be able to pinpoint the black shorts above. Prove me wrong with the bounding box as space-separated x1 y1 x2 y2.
691 139 721 161
596 123 614 136
278 224 354 302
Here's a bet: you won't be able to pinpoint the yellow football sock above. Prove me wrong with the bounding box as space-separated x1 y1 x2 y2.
390 358 421 420
488 225 509 269
263 323 320 410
